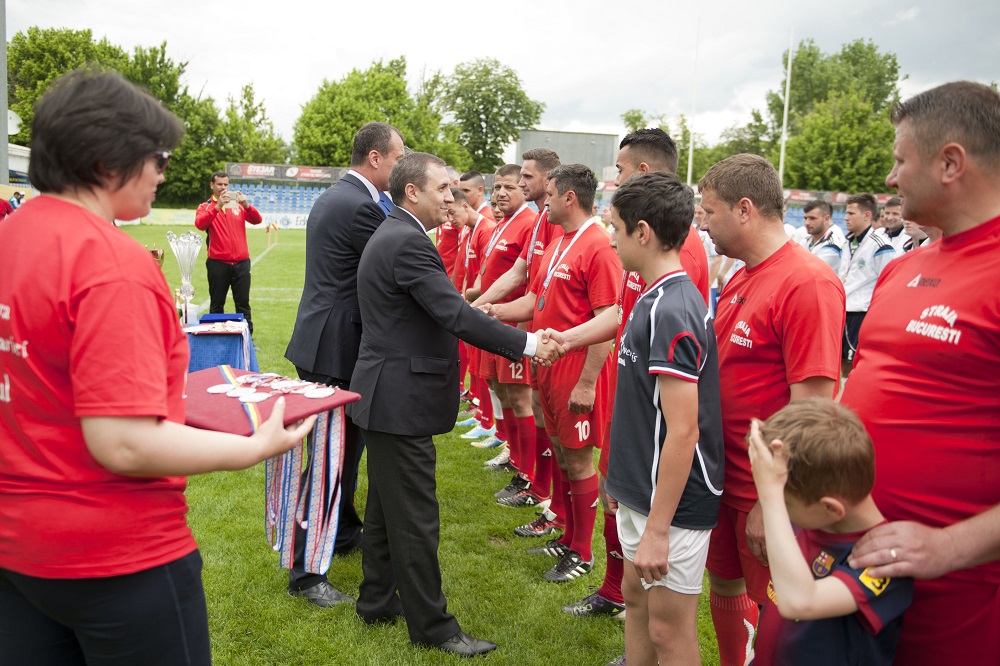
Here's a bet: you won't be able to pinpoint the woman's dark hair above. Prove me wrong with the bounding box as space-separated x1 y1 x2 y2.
28 68 184 193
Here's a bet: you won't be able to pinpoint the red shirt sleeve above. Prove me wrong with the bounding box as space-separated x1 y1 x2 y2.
778 273 846 385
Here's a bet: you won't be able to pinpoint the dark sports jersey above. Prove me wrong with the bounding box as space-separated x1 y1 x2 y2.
605 271 724 529
752 526 913 666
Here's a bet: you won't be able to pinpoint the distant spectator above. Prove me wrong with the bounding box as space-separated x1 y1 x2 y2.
799 199 846 273
9 191 24 210
877 196 910 252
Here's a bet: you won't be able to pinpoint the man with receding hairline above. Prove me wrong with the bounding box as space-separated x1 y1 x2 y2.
699 153 845 666
844 81 1000 665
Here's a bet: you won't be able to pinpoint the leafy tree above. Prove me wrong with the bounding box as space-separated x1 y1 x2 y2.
157 92 224 206
439 58 544 173
120 42 185 107
782 89 895 193
621 108 650 134
7 27 127 145
218 84 287 165
404 72 470 170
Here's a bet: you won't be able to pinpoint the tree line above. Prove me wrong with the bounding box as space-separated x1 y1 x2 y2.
7 27 543 206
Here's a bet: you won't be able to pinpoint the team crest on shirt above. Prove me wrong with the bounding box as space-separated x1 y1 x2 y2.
856 258 867 270
554 263 571 280
728 321 753 349
494 239 509 252
904 303 962 346
812 551 834 577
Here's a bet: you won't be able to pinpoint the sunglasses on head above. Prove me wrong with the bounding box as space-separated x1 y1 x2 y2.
152 150 171 174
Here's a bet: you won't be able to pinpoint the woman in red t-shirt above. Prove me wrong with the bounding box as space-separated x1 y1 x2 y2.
0 70 314 665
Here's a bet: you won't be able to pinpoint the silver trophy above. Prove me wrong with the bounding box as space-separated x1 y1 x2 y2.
167 231 203 325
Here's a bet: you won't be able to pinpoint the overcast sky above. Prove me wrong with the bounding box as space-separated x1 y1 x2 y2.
7 0 999 160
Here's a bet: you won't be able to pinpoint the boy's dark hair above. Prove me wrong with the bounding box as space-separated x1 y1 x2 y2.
547 164 597 213
450 186 469 204
612 172 694 251
759 398 875 504
847 192 878 219
29 69 184 193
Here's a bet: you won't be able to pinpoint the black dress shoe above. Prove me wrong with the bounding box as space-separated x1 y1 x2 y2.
287 581 356 608
433 631 497 657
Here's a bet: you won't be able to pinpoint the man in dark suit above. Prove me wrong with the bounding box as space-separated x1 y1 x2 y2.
284 122 405 606
348 153 562 656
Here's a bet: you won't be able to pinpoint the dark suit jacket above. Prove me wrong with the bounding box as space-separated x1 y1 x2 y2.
285 173 385 379
348 208 528 436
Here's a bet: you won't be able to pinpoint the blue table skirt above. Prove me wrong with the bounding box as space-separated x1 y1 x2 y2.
187 330 260 373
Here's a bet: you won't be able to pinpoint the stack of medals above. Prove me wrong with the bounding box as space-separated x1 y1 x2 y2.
205 367 343 575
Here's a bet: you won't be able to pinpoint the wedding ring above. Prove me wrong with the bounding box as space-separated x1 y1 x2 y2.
890 548 898 561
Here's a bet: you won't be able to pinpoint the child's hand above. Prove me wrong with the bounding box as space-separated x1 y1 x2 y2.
748 418 788 501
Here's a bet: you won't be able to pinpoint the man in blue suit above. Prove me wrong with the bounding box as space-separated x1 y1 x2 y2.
284 122 405 606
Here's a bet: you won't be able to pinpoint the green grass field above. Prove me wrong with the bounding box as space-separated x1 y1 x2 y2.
127 223 722 666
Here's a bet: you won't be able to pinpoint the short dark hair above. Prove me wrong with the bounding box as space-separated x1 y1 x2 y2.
451 186 469 205
803 199 832 217
459 170 484 186
892 81 1000 171
698 154 784 220
521 147 561 173
495 163 522 179
28 69 183 193
885 196 902 208
389 152 446 205
759 398 875 505
612 172 694 251
211 171 228 184
847 192 878 219
350 122 403 168
547 164 597 213
619 128 679 174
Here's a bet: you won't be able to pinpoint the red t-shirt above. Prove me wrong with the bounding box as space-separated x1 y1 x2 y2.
841 215 1000 583
465 214 496 290
0 196 195 578
530 221 622 334
521 209 565 332
480 204 535 303
681 223 711 305
436 219 460 279
194 198 262 263
452 225 470 291
714 241 845 511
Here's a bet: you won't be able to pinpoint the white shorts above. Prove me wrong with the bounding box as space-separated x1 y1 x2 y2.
616 503 711 595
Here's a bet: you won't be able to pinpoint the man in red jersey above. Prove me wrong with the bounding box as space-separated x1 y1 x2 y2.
471 165 537 480
486 165 621 585
458 171 495 223
845 81 1000 666
195 171 263 333
473 149 563 517
542 129 709 628
699 154 844 666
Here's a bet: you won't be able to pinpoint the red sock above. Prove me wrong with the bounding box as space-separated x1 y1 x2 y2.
458 343 469 391
501 407 518 469
534 426 553 501
552 468 571 538
515 416 536 484
710 590 758 666
476 377 493 427
598 512 624 604
568 474 599 561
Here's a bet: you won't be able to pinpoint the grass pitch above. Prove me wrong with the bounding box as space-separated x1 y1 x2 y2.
126 223 722 666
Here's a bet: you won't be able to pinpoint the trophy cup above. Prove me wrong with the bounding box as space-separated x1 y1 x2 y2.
167 231 204 325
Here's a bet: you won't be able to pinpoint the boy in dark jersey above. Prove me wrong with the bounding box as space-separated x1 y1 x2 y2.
604 172 724 665
747 399 912 666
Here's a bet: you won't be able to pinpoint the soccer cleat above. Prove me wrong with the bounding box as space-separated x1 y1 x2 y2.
471 435 506 449
497 488 546 507
460 424 496 439
483 447 512 471
562 590 625 618
459 390 475 402
455 416 478 427
543 549 594 583
513 509 561 537
527 537 569 558
493 474 529 500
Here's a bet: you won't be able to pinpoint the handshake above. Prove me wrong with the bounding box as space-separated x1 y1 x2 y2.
477 303 570 367
531 331 565 366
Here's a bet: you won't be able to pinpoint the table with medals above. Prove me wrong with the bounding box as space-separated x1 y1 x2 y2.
185 320 259 373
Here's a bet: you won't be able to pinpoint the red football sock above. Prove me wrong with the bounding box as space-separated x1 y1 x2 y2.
552 468 571 539
568 474 599 561
476 377 493 427
533 426 553 500
597 512 624 604
710 590 758 666
501 407 518 469
515 416 536 484
458 343 469 391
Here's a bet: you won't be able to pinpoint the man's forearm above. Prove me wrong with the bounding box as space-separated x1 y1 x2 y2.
561 306 617 351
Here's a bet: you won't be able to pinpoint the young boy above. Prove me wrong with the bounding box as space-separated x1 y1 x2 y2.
747 398 913 665
604 171 725 665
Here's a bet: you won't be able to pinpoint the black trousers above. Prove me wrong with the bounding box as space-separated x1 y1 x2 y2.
357 428 460 646
288 368 364 591
206 257 253 335
0 550 210 666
